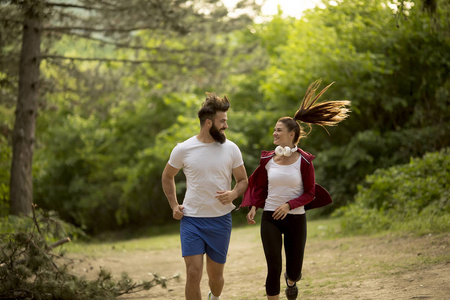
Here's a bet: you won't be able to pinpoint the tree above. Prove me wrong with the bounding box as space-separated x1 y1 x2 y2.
4 0 260 217
9 0 44 216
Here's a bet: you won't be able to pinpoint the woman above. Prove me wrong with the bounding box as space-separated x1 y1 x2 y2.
240 80 350 300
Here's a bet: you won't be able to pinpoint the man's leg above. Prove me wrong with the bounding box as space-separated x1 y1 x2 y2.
184 254 204 300
206 254 225 298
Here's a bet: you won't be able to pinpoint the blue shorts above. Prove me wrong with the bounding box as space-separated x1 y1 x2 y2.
180 213 232 264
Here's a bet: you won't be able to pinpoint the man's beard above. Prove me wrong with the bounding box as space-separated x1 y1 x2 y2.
210 124 226 144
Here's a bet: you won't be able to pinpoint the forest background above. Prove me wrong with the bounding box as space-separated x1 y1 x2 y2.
0 0 449 237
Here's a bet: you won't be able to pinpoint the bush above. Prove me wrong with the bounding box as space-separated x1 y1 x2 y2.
0 208 87 242
0 207 176 299
335 148 450 235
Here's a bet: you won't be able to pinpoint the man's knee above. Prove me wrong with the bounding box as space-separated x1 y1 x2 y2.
209 272 224 283
206 256 225 278
186 264 203 282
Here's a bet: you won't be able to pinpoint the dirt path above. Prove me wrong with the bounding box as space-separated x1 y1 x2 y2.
68 226 450 300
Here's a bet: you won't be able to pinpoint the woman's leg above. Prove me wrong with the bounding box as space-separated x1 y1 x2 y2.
261 211 283 297
284 214 307 284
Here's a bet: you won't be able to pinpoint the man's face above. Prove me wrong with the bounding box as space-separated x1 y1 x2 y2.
209 111 228 144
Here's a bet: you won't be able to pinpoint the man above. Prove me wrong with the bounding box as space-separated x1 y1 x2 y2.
162 93 248 300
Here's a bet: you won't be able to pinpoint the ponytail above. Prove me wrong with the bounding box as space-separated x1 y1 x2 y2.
294 80 350 133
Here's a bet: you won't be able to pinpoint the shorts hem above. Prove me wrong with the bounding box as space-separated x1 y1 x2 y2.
182 251 205 257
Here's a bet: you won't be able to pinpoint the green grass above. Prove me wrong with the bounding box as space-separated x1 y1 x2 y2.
64 215 450 267
64 217 343 257
307 217 342 239
65 228 181 255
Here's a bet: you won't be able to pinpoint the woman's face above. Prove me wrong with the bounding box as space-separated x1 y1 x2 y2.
273 121 294 146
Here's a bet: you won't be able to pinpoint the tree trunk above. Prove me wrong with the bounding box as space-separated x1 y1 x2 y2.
9 2 42 216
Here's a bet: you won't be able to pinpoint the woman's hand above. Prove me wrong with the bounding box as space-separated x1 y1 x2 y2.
246 206 257 225
273 203 290 220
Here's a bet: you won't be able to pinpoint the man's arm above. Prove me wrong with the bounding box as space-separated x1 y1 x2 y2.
232 164 249 198
161 163 184 220
215 164 248 205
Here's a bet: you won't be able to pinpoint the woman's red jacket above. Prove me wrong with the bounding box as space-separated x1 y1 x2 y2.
240 149 332 211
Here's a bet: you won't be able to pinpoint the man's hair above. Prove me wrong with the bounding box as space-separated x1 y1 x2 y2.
198 92 230 125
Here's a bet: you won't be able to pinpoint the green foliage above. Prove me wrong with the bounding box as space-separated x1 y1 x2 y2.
33 90 205 233
0 208 87 242
335 149 450 235
2 0 449 233
0 135 10 217
231 0 450 214
0 56 15 216
314 124 449 213
0 3 21 108
3 0 261 230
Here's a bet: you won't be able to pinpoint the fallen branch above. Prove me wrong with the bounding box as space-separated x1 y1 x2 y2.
49 237 71 249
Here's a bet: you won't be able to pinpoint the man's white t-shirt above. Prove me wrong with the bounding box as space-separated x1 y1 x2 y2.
168 136 244 217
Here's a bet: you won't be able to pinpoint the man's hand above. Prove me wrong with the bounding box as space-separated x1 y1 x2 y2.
215 190 237 205
172 205 184 220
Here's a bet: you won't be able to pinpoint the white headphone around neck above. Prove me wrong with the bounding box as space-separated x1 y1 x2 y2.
275 145 298 157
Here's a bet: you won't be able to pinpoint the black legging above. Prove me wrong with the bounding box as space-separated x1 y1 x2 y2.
261 210 307 296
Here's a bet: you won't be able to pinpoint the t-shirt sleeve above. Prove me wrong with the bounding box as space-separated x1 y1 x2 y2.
168 144 183 169
232 143 244 169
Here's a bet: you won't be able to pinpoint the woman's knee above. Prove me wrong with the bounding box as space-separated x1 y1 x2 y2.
286 271 302 282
